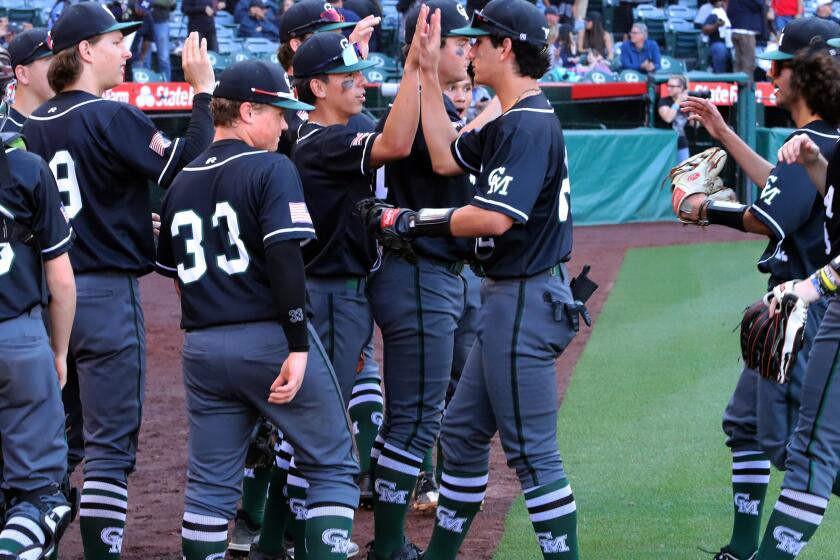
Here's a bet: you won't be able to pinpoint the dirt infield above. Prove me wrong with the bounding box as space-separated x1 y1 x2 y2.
59 222 754 559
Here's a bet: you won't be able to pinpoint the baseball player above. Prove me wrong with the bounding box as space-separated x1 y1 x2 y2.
363 1 502 557
0 28 52 134
679 17 840 560
749 41 840 560
20 4 216 557
154 59 360 560
361 1 583 557
0 131 75 558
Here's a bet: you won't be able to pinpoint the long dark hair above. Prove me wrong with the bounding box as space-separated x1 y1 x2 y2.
582 13 607 56
791 46 840 127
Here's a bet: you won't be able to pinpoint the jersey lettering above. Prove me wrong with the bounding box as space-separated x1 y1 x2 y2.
825 185 835 219
48 150 83 219
760 175 781 205
0 243 14 276
172 205 251 284
487 166 513 196
559 177 571 223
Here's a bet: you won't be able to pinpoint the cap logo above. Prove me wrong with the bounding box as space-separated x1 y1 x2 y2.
778 31 785 47
283 72 293 93
456 3 468 21
519 33 527 41
324 2 334 10
340 38 359 66
543 27 550 39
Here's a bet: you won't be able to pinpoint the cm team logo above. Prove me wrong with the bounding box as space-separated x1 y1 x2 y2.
773 526 806 555
536 531 570 554
487 167 513 196
436 506 468 533
101 527 124 554
733 493 760 515
289 498 308 520
322 528 353 554
375 479 409 504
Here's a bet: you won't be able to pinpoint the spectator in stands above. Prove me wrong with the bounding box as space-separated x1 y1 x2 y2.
620 22 661 73
727 0 763 78
771 0 802 34
444 78 472 121
151 0 176 81
1 23 23 50
545 6 561 35
578 12 614 62
240 0 280 40
553 23 579 69
182 0 225 51
235 0 275 22
816 0 840 24
0 18 9 49
546 0 577 25
345 0 382 51
703 0 733 72
695 0 716 28
468 86 491 123
658 74 691 161
128 1 156 77
616 0 652 40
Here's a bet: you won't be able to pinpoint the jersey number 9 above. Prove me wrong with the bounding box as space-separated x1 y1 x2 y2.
171 202 250 284
0 243 14 277
49 151 83 219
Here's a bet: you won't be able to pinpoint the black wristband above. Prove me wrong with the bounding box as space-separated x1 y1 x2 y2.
409 208 456 238
704 200 747 231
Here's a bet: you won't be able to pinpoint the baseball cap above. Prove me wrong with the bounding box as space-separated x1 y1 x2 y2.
292 32 377 78
451 0 550 47
404 0 471 44
214 60 314 111
758 16 840 60
279 0 356 44
48 2 142 54
250 0 269 8
544 6 559 16
9 28 52 68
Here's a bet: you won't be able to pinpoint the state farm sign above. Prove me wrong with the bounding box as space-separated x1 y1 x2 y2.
103 82 196 111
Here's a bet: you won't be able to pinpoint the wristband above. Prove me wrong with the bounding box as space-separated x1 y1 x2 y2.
409 207 456 238
812 273 828 298
671 102 680 112
703 200 747 231
819 266 838 293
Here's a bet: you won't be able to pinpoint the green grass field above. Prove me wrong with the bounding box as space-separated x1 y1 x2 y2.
494 241 840 559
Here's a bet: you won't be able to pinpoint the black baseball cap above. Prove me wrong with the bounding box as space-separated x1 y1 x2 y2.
451 0 550 47
404 0 471 44
279 0 356 44
292 32 377 78
758 16 840 60
214 60 314 111
9 28 52 68
48 2 142 54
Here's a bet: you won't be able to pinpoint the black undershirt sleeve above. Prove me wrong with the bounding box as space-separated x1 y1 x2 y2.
266 240 310 352
168 93 214 184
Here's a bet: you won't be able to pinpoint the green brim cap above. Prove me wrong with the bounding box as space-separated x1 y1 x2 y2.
829 38 840 47
756 49 793 60
322 59 378 74
315 21 357 33
270 98 315 111
449 24 489 37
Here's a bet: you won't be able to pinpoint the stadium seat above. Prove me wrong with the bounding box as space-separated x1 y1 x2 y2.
206 51 231 71
231 51 253 63
215 10 235 26
132 68 165 83
641 14 668 47
619 69 645 82
582 69 617 83
666 17 694 32
666 22 703 69
9 7 40 24
665 5 696 21
217 26 236 40
678 0 699 8
362 68 388 84
217 38 236 54
243 37 278 60
659 55 687 73
633 4 663 19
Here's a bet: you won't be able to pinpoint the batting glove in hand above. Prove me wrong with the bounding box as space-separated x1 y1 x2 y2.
355 198 418 263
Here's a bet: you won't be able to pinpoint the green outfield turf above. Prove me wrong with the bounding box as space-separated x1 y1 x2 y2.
493 240 840 560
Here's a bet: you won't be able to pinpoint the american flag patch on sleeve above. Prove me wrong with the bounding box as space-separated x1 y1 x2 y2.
149 132 173 157
350 132 374 147
289 202 313 224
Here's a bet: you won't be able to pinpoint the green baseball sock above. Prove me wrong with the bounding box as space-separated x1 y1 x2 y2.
181 512 228 560
241 464 271 527
421 447 434 475
371 444 422 559
756 489 826 559
257 463 292 555
348 378 383 476
728 451 771 558
424 469 487 560
525 478 578 559
79 478 128 560
305 504 355 560
0 514 46 555
287 461 309 560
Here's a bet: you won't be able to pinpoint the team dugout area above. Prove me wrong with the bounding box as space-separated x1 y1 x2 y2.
2 0 797 224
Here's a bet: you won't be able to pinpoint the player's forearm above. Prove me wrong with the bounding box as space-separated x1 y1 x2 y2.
449 205 513 237
805 156 829 197
163 93 213 188
717 126 774 187
373 68 420 164
420 69 462 176
461 96 501 133
266 241 309 352
44 254 76 361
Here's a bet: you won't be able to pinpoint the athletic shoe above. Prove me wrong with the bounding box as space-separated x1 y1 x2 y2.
711 547 756 560
411 471 439 513
359 473 373 509
229 509 261 553
366 539 422 560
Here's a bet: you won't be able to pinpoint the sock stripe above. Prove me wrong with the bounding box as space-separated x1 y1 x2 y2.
181 520 228 532
80 495 127 512
181 513 228 542
371 435 385 460
85 477 128 488
525 486 574 510
732 457 771 484
439 473 487 503
349 394 384 407
83 480 129 498
775 502 825 526
5 517 44 543
377 444 422 476
307 505 354 520
381 443 423 464
732 450 767 459
352 382 382 394
79 509 126 521
781 489 829 509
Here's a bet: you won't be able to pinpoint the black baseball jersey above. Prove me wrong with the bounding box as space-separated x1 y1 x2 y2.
749 121 838 288
155 139 316 330
279 110 376 157
0 107 25 134
22 90 188 275
821 135 840 260
0 147 73 321
450 93 572 278
378 94 473 263
292 122 381 276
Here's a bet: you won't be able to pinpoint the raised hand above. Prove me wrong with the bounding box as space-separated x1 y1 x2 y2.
681 96 729 140
418 7 442 76
349 15 381 60
777 133 821 166
182 32 215 95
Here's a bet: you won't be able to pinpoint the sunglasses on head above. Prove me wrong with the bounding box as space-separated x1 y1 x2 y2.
286 8 345 37
300 41 364 76
471 10 520 40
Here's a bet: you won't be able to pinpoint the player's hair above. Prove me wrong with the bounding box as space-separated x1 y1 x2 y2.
790 47 840 127
488 34 551 79
210 98 269 127
47 36 105 93
668 74 687 89
293 75 329 105
278 41 296 72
